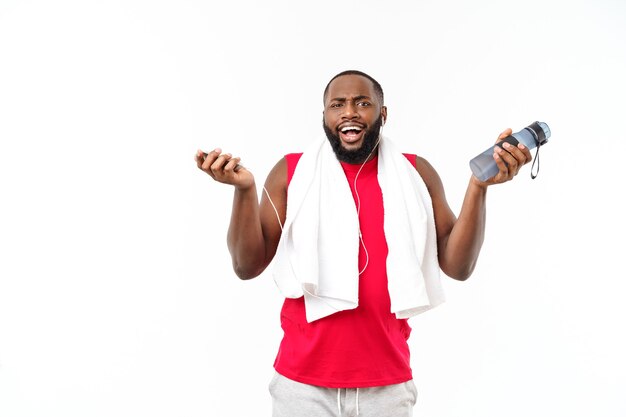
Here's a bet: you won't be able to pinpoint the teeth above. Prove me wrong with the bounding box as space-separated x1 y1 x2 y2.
341 126 363 132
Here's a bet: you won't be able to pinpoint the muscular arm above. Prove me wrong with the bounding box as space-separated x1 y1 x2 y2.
416 157 486 280
196 149 287 280
227 158 286 279
414 129 532 280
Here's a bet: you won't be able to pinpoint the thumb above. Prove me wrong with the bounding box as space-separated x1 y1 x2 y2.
497 128 513 141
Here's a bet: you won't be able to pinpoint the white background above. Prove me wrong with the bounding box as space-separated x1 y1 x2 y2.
1 0 625 416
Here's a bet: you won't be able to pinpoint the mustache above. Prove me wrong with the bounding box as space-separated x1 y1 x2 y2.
323 115 383 164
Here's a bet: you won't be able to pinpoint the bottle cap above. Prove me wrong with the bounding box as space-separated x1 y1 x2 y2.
527 121 551 146
538 122 551 142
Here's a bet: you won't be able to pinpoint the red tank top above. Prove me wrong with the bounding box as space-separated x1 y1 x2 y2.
273 152 418 388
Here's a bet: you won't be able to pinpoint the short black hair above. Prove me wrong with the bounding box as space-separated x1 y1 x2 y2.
323 70 384 105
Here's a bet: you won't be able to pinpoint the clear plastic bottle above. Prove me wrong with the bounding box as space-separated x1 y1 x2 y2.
469 121 551 182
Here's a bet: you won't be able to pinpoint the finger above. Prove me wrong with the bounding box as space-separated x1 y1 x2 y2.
200 148 221 168
201 151 241 171
201 148 224 171
517 143 533 164
502 141 531 170
493 147 511 179
495 145 519 174
195 149 207 169
500 141 523 160
210 153 233 176
497 128 513 141
223 156 241 173
501 141 533 175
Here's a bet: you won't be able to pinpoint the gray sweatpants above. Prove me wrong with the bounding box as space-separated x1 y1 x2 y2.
269 372 418 417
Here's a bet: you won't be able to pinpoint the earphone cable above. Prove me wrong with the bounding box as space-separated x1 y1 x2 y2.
261 127 383 310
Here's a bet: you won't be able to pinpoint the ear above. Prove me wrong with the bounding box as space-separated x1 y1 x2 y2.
381 106 388 125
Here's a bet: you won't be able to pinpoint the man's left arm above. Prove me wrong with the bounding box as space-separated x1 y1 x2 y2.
415 128 532 280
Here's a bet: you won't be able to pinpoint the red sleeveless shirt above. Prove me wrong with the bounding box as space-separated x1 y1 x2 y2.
273 152 418 388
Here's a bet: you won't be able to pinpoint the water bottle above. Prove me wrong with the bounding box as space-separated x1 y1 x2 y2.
469 121 551 181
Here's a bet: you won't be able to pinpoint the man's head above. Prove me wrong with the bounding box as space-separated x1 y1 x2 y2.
323 70 387 164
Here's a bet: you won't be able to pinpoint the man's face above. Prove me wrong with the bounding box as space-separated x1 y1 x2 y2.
323 75 387 164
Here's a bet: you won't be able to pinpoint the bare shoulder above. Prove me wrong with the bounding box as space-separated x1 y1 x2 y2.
413 155 445 196
411 155 456 234
260 156 288 224
264 156 288 192
259 156 288 256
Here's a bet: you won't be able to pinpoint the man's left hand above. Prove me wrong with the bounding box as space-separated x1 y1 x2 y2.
471 128 533 187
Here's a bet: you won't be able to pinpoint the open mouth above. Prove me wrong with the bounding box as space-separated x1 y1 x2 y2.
338 125 365 145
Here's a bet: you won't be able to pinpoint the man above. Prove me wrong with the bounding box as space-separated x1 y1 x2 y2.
195 70 531 416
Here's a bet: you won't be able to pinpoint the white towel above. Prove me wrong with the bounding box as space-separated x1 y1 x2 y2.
272 135 445 323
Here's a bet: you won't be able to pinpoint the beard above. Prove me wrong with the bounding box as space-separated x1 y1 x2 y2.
323 115 383 164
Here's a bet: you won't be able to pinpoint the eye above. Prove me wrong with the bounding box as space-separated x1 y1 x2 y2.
357 101 371 107
329 102 343 108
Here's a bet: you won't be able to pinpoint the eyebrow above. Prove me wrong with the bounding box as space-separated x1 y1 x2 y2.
329 95 372 102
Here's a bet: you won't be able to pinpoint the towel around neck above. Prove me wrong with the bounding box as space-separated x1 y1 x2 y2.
272 135 445 323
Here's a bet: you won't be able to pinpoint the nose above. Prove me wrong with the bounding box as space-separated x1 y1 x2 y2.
342 101 359 119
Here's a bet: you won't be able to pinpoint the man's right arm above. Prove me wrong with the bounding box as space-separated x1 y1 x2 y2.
195 149 286 279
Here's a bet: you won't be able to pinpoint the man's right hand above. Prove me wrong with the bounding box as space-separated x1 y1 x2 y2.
195 148 255 191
